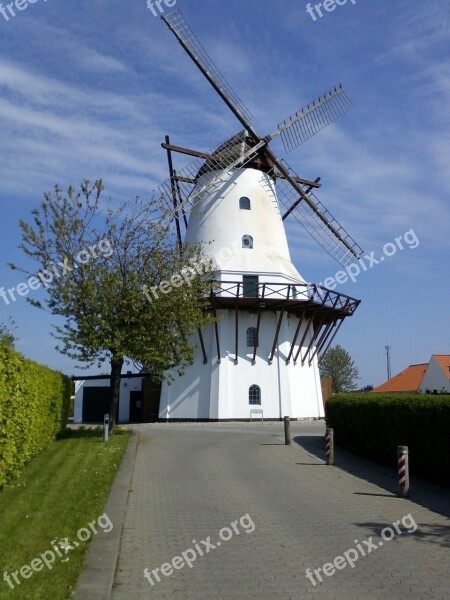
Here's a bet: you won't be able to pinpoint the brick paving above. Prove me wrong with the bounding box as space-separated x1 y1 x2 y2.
109 422 450 600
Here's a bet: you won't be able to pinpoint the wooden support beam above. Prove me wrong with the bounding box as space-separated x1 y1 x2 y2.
212 304 221 364
301 312 328 366
251 286 266 365
315 320 338 361
161 142 214 160
173 175 196 184
286 312 304 365
165 135 182 248
269 309 285 364
318 319 345 364
300 290 331 365
252 308 262 365
293 311 318 364
282 177 322 221
197 328 207 364
308 319 335 366
269 285 290 364
275 173 321 188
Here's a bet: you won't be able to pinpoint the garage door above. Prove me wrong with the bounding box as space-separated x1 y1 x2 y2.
82 386 112 423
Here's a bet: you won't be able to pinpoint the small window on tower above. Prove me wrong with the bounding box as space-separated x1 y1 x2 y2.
242 235 253 249
249 385 261 405
239 197 251 210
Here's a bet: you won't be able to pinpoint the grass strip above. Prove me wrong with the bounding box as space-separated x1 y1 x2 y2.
0 428 131 600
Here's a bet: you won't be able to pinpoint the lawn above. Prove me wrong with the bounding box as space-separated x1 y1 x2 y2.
0 428 131 600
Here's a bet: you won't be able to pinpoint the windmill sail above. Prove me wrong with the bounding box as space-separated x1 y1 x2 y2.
162 10 254 129
277 85 353 153
161 9 363 266
266 161 363 267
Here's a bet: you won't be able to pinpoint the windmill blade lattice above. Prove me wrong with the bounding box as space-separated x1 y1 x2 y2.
161 9 364 265
265 162 363 267
277 85 353 153
162 10 254 127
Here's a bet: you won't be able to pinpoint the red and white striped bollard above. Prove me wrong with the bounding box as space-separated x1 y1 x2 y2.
397 445 410 498
325 428 334 465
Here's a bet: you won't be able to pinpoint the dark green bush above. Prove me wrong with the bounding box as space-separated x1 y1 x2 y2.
326 393 450 487
0 345 72 487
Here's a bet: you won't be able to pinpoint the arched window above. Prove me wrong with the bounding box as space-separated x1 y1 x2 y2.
249 385 261 405
239 197 251 210
246 327 258 348
242 235 253 249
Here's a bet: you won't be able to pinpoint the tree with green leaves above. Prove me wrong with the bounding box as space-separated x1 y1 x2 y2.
319 344 359 393
0 320 15 348
10 180 216 431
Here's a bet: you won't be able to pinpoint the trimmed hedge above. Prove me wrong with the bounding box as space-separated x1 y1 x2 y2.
0 344 72 487
325 393 450 487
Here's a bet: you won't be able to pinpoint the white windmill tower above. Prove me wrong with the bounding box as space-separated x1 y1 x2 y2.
157 11 361 421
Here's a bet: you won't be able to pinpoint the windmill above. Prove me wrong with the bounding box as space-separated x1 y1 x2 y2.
156 10 361 421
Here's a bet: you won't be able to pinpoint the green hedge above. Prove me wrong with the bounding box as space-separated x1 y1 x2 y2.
0 344 73 487
325 393 450 487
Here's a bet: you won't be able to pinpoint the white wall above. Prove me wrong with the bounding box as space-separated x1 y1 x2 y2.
159 331 213 420
419 358 449 393
185 168 306 283
118 378 143 423
159 165 326 420
160 309 324 420
74 377 143 423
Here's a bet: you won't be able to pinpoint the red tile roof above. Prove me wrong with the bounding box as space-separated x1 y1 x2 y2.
432 355 450 379
372 363 427 393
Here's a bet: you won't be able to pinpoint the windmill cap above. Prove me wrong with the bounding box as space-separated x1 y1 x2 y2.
196 130 274 179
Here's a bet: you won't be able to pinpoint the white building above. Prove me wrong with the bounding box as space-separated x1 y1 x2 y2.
73 373 161 424
418 355 450 394
372 354 450 394
73 136 359 423
159 137 359 421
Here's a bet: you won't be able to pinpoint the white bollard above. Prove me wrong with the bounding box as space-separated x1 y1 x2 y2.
103 414 109 442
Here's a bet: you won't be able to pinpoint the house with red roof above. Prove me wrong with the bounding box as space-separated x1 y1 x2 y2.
372 355 450 394
418 355 450 394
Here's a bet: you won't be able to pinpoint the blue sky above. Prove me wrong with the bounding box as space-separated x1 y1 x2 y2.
0 0 448 387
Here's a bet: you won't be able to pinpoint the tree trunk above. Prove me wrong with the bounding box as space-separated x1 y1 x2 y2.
109 354 124 433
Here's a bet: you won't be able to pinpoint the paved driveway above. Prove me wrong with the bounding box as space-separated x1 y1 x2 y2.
110 423 449 600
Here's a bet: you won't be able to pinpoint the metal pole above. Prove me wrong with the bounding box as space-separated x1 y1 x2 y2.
103 414 109 442
385 345 392 380
284 416 291 445
325 428 334 465
397 446 410 498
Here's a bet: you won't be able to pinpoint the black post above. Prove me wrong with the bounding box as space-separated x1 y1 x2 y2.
284 416 291 445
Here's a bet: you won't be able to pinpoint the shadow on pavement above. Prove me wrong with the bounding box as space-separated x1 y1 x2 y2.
293 435 450 522
353 520 450 550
